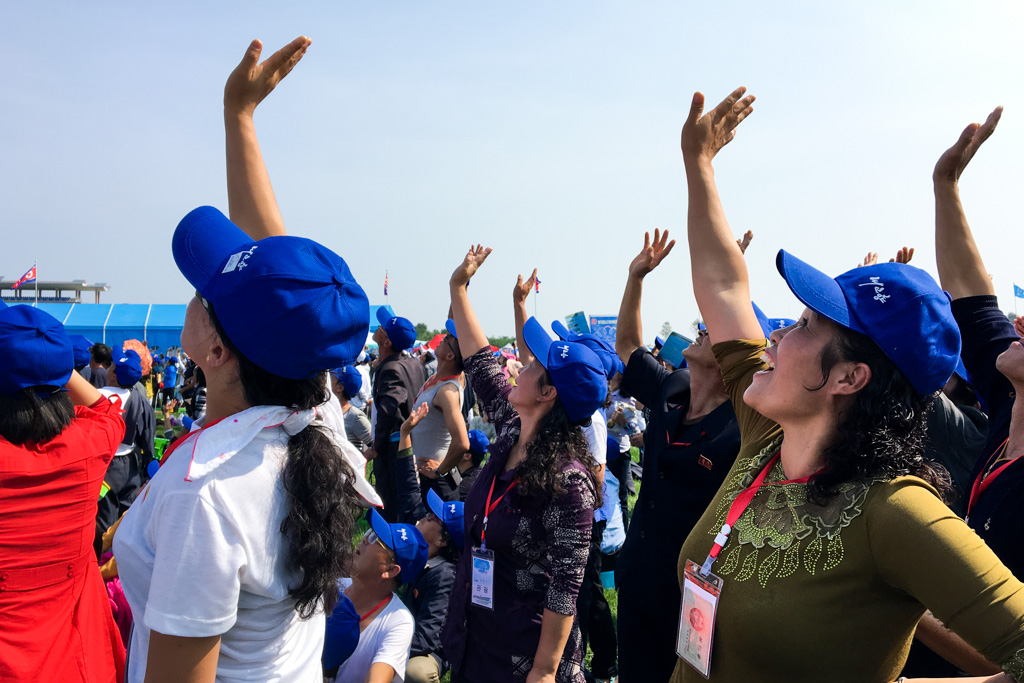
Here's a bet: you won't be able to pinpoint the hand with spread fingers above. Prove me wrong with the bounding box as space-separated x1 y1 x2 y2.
681 86 756 165
628 229 676 280
450 245 493 288
224 36 311 118
933 106 1002 185
513 269 538 306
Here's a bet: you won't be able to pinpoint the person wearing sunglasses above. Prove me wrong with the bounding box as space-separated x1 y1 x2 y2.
332 510 427 683
612 229 741 683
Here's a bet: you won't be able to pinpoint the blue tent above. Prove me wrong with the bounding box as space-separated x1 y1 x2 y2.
6 302 186 352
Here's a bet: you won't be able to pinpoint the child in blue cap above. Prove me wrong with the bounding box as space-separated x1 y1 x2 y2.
673 85 1024 682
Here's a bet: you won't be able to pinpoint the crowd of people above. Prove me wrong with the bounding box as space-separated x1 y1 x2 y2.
2 36 1024 683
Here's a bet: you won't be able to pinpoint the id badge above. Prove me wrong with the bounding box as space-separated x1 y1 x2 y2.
677 559 723 679
470 547 495 610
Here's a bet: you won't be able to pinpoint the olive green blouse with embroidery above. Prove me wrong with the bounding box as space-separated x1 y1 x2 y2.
670 339 1024 683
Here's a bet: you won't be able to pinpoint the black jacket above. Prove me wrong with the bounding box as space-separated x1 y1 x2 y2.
371 354 425 453
403 556 456 660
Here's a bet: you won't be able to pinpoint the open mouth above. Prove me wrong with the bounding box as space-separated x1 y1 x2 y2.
757 353 776 373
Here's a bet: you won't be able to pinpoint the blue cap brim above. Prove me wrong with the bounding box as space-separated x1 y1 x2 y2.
550 320 571 341
172 206 255 295
426 488 444 520
523 317 554 370
776 250 852 330
368 508 394 551
375 307 392 328
445 319 458 339
751 301 772 339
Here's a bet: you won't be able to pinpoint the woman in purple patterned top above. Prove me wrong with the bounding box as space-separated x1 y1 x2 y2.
440 246 607 683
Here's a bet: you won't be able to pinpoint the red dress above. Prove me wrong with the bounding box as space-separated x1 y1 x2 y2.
0 397 127 682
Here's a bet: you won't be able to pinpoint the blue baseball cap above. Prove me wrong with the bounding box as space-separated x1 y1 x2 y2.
375 306 417 351
70 334 93 367
445 318 458 339
114 349 143 387
654 335 665 349
522 317 608 423
769 317 797 331
467 429 490 457
550 320 624 379
332 365 363 398
776 250 960 395
426 488 466 549
0 305 74 396
368 509 428 585
173 206 369 380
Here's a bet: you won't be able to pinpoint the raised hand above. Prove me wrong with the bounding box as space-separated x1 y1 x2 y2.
450 245 493 288
736 230 754 254
890 246 914 265
628 229 676 280
681 87 756 164
400 402 430 435
1014 316 1024 340
513 269 538 306
857 252 879 268
933 106 1002 185
224 36 311 118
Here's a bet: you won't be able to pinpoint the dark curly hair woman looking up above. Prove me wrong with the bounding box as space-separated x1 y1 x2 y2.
439 245 606 683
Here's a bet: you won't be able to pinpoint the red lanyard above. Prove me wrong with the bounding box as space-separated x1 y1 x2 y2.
966 438 1016 520
699 453 815 576
481 475 518 550
346 590 392 622
418 373 461 396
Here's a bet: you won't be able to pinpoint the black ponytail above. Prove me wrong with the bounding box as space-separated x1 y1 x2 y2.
207 307 360 618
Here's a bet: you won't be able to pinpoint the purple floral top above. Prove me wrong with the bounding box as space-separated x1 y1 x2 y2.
440 349 596 683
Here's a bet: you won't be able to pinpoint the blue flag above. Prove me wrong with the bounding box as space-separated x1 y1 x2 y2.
1015 283 1024 299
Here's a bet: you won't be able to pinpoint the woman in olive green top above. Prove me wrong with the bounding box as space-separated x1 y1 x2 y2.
674 87 1024 683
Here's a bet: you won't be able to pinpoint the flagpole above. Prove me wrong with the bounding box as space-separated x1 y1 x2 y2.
34 260 38 307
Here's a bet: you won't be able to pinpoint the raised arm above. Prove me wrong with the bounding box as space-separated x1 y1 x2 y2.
933 107 1002 300
223 36 311 240
448 246 493 358
512 269 537 366
615 229 675 362
680 87 762 344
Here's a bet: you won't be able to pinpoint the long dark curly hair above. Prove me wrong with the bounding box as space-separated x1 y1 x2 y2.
516 371 603 507
207 307 360 618
805 324 950 506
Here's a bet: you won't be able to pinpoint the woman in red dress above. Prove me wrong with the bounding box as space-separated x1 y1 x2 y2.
0 302 127 681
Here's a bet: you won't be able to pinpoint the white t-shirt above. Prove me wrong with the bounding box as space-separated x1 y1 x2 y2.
351 364 373 411
333 579 414 683
583 408 608 466
114 412 324 683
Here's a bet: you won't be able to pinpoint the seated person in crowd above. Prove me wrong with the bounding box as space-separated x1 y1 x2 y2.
404 489 464 683
96 349 155 553
332 510 427 683
334 365 374 451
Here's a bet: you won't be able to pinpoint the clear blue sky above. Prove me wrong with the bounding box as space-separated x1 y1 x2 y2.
3 1 1023 339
